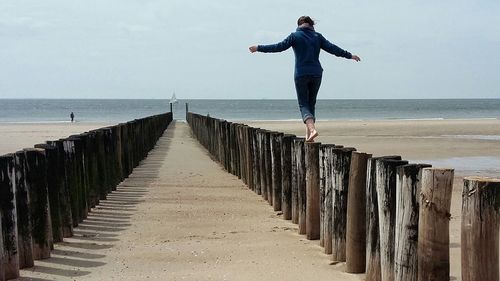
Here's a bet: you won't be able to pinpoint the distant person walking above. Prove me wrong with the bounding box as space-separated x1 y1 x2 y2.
70 112 75 123
249 16 360 142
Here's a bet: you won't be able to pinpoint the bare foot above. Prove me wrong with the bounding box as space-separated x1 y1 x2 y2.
306 130 318 142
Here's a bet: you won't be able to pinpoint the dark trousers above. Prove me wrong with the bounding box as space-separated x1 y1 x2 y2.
294 75 322 123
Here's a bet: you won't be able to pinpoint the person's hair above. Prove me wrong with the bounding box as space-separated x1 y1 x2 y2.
297 16 315 26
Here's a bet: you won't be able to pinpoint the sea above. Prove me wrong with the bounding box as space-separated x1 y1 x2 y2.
0 98 499 123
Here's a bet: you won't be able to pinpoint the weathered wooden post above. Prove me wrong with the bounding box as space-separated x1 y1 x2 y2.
114 125 124 185
0 215 4 281
323 144 342 254
49 140 73 238
0 154 19 279
366 156 402 281
94 131 108 202
264 131 273 205
81 132 98 208
229 123 236 176
102 128 116 194
34 143 64 244
24 148 52 260
305 142 320 240
252 129 261 195
259 130 268 198
72 136 89 220
376 158 408 281
461 177 500 281
63 138 80 227
239 125 247 182
331 147 356 262
291 138 298 223
14 151 34 269
319 144 326 247
394 164 431 281
271 132 283 211
245 126 253 190
345 151 372 273
281 134 295 220
295 138 306 234
417 168 454 281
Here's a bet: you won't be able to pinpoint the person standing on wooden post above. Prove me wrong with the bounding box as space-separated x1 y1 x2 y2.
249 16 360 142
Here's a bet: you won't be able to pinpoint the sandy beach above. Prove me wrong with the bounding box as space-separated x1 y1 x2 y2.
0 122 113 155
2 119 499 280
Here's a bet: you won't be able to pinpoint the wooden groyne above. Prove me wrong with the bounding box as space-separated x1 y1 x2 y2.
0 112 172 280
186 111 500 281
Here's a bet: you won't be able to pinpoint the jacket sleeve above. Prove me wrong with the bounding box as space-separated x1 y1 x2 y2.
319 34 352 59
257 33 294 53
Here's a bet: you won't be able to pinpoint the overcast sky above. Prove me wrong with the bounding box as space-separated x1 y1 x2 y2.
1 1 499 99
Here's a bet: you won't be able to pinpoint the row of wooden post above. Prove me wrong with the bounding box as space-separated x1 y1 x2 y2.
186 111 500 281
0 112 173 281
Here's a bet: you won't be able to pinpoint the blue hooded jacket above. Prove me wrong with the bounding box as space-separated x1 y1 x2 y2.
257 26 352 79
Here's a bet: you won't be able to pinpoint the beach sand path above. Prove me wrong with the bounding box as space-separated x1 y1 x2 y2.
18 121 360 281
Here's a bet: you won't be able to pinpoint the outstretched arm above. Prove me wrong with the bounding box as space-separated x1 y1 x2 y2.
249 33 294 53
320 34 361 61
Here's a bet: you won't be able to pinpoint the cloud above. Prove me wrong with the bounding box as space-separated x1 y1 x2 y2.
0 16 54 37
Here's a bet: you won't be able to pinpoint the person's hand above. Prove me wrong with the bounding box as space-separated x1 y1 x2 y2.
351 55 361 62
249 45 258 53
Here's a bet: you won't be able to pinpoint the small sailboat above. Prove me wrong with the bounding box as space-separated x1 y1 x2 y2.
169 92 178 104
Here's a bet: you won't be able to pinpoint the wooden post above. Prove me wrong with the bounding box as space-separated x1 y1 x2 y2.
291 138 302 224
68 136 89 221
81 133 98 208
264 131 273 205
292 137 305 225
376 158 408 281
271 132 283 211
331 147 356 262
305 142 321 240
24 148 52 260
417 168 454 281
394 164 431 281
63 138 80 227
245 126 253 190
0 214 4 281
259 130 268 198
49 140 74 238
281 134 295 220
170 103 173 113
345 151 372 273
14 151 34 269
319 145 326 247
461 177 500 281
114 125 124 185
366 156 401 281
34 143 64 244
323 144 342 254
295 138 306 234
94 131 108 201
253 129 261 195
0 154 19 279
